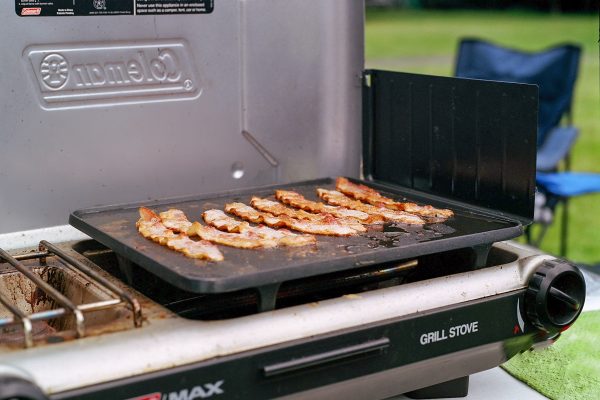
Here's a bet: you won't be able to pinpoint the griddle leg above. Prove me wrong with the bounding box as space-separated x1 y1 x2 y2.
116 254 136 286
257 283 280 312
405 376 469 399
471 244 492 269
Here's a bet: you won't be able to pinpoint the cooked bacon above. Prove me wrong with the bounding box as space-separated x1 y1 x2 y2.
252 225 317 247
275 190 384 224
137 207 223 261
250 197 367 233
188 222 278 249
336 177 454 221
224 203 287 226
317 189 425 225
202 209 316 247
137 207 177 245
251 197 323 220
225 202 360 236
159 209 193 233
202 209 251 233
165 235 225 261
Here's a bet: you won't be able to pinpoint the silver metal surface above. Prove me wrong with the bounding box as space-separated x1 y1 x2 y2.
0 225 90 251
0 291 34 348
0 241 552 394
0 0 364 234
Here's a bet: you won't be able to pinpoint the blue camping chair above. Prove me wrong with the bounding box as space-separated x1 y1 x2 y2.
455 38 588 256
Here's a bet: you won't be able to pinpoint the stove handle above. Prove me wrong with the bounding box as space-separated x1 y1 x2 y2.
262 337 390 378
0 376 47 400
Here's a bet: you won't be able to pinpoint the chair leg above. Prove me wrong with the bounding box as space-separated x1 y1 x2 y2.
560 198 568 257
533 223 550 248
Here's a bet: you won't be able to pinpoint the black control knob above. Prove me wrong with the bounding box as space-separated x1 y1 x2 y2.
526 259 586 332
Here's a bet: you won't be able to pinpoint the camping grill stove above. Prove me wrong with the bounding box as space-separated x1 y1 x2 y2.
0 234 585 400
0 1 586 398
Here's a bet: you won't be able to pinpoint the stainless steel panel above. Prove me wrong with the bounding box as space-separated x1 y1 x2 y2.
0 0 364 233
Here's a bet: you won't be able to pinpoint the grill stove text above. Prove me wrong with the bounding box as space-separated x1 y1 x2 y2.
419 321 479 345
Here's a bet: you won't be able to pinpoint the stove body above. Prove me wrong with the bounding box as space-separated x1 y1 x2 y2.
0 238 573 400
0 2 586 400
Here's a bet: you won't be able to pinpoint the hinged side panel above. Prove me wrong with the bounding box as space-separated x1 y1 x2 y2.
363 70 537 224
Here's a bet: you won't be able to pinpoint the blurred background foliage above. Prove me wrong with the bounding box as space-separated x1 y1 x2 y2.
366 0 597 13
364 4 599 264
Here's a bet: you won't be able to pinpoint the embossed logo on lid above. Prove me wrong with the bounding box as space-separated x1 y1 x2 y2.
24 40 201 109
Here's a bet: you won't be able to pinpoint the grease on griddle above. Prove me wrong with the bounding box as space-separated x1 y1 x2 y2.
341 221 455 251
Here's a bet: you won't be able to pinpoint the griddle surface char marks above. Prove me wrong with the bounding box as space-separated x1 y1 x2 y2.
224 202 360 236
202 209 316 247
336 177 454 222
137 207 224 261
317 189 425 225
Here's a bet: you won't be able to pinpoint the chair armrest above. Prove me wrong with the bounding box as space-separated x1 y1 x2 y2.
536 126 579 171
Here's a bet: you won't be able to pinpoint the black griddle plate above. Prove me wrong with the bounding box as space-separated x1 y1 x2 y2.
69 177 522 293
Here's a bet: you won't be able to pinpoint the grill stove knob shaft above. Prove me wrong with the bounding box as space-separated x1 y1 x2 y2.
525 259 586 332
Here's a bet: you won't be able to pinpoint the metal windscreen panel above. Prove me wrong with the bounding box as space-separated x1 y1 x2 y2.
363 70 537 224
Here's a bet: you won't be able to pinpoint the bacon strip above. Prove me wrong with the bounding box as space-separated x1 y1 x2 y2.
336 177 454 221
275 190 384 224
188 222 278 249
137 207 224 261
137 207 177 245
202 209 250 233
250 197 367 233
317 189 425 225
164 235 225 261
225 202 360 236
157 208 279 249
159 209 193 233
202 209 316 247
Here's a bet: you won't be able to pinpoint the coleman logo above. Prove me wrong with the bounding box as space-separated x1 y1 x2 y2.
69 49 183 88
21 7 42 15
23 40 201 109
40 53 69 89
128 380 224 400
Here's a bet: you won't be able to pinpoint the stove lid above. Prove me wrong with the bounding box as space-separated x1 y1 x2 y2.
362 70 537 225
0 1 364 235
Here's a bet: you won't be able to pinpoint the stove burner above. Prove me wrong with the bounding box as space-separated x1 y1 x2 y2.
0 241 141 348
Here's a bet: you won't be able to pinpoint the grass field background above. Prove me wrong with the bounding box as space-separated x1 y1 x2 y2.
365 9 600 264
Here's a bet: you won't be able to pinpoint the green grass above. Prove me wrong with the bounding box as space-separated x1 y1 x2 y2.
502 310 600 400
366 9 600 263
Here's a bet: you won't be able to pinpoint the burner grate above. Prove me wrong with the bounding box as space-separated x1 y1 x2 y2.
0 241 142 348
